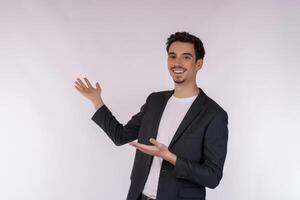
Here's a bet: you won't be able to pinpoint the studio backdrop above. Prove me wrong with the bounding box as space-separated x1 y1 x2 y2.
0 0 299 199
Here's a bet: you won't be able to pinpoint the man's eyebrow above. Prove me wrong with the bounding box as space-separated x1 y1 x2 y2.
168 52 193 57
182 53 193 57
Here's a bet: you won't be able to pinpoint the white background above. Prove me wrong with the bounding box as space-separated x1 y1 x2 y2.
0 0 299 199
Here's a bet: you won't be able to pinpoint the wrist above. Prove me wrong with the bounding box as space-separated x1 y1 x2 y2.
164 151 177 166
93 99 104 110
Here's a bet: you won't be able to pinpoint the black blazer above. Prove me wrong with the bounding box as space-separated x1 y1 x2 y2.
91 87 228 200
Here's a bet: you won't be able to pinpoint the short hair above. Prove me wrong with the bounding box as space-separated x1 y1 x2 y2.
166 31 205 60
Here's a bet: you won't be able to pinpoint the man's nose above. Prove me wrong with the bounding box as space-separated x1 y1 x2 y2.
174 57 183 66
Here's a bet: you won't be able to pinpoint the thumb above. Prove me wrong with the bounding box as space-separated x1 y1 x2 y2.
149 138 160 146
96 82 100 89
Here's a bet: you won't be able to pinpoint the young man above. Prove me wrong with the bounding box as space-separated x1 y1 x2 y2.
75 32 228 200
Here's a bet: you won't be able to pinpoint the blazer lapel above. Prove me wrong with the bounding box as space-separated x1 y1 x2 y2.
149 90 174 142
168 87 207 149
145 90 174 166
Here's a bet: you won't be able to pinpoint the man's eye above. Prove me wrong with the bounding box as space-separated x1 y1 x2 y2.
169 56 176 59
184 56 191 59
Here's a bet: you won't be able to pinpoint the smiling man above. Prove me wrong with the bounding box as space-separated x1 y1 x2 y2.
75 32 228 200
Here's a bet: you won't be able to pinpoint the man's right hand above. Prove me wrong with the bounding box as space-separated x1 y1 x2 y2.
74 77 104 110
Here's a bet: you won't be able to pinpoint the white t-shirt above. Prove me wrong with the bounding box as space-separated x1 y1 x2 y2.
142 94 197 198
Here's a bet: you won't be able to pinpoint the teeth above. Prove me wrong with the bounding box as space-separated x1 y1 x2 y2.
173 70 184 73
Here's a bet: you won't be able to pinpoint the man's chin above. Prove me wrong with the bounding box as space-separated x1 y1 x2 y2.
174 79 185 84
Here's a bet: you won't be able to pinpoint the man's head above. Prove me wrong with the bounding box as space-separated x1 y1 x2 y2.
166 32 205 84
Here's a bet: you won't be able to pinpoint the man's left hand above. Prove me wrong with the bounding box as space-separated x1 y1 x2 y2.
129 138 177 165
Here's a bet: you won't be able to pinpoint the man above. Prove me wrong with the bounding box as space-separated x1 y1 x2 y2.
74 32 228 200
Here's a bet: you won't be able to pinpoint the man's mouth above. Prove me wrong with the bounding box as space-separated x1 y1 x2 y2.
172 68 186 75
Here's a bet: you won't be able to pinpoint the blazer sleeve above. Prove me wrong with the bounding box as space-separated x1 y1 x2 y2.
91 93 151 146
173 111 229 189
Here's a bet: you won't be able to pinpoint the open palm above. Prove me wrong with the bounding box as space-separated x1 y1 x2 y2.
74 77 101 103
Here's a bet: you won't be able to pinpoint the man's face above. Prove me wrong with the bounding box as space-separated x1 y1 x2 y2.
167 41 203 84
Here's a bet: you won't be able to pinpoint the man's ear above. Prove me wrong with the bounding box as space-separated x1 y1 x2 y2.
195 59 203 71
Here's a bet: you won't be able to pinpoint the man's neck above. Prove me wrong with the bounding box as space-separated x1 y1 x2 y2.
173 82 200 98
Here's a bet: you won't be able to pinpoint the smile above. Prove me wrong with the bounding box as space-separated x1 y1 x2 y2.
172 69 186 74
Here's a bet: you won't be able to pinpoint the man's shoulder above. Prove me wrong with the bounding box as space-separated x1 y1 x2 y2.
146 89 172 99
204 92 228 117
145 88 228 117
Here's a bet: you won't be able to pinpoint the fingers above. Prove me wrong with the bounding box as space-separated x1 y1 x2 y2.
129 142 153 151
75 77 98 90
74 81 82 88
84 77 93 88
131 139 160 148
129 141 137 146
74 85 82 92
129 141 146 149
74 81 85 94
75 77 100 90
149 138 166 150
149 138 160 146
76 78 87 89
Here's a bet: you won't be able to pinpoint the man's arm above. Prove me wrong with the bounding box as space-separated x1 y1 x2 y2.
91 94 151 146
173 111 229 189
74 77 151 146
